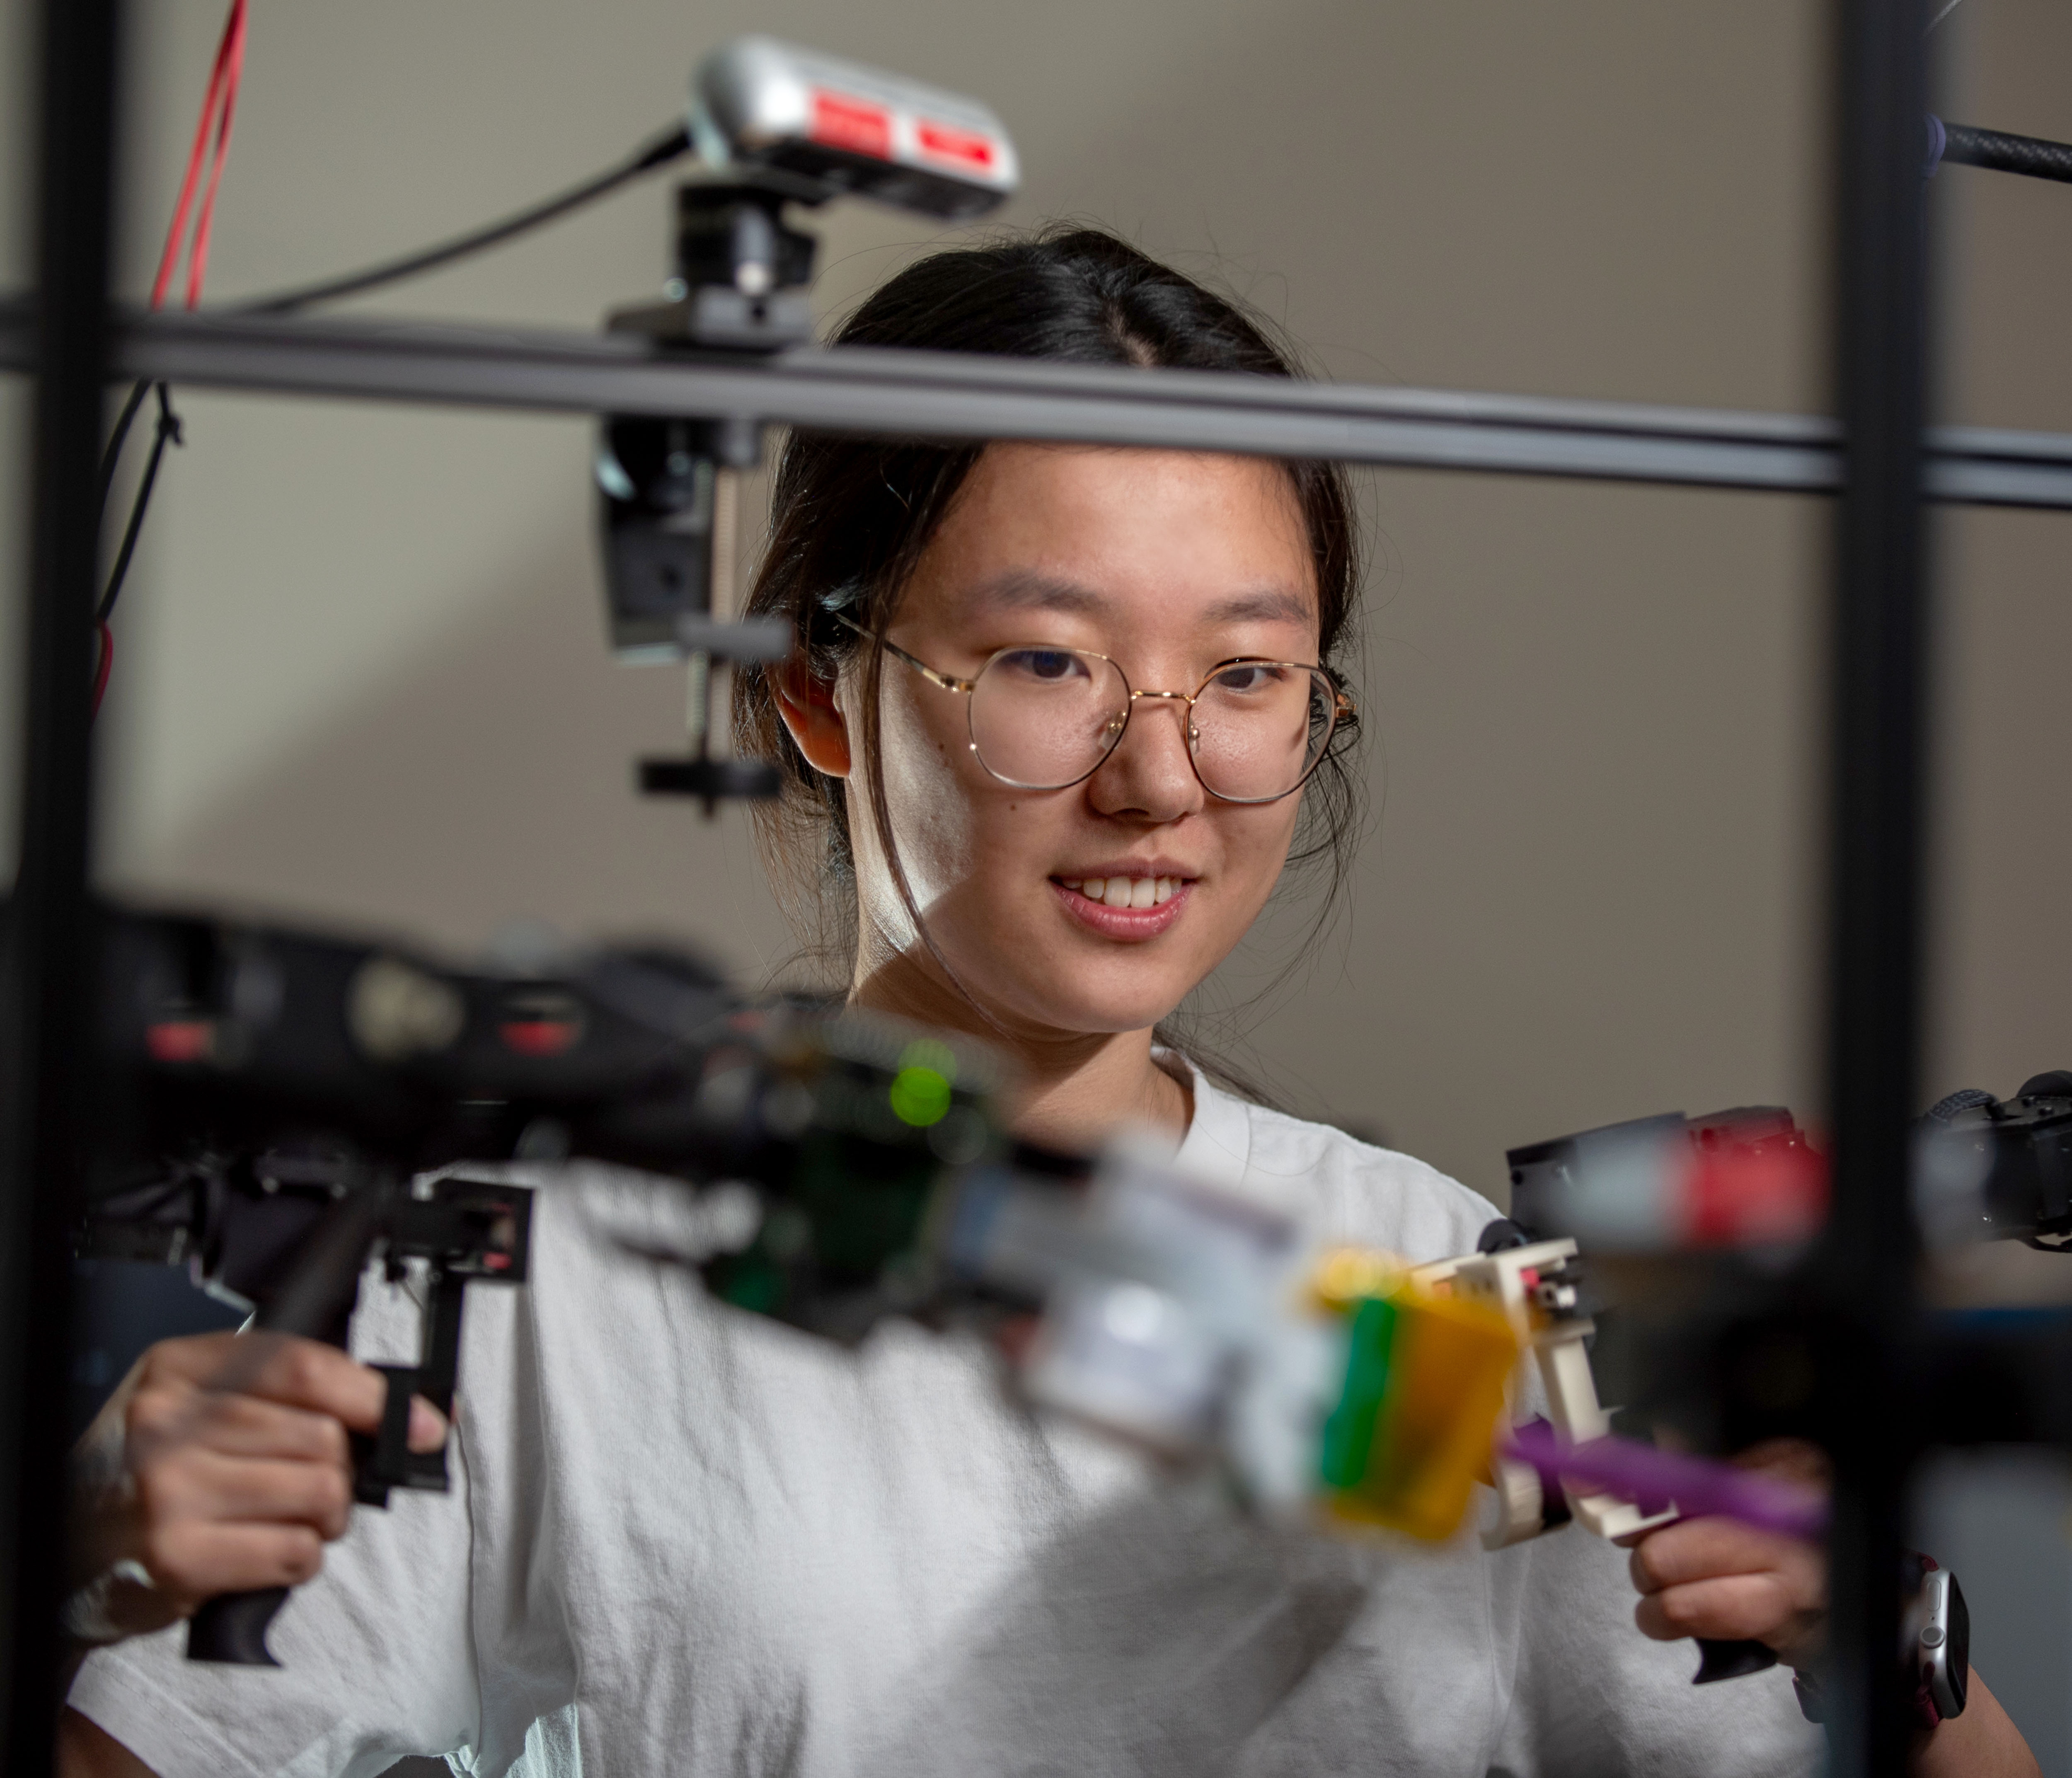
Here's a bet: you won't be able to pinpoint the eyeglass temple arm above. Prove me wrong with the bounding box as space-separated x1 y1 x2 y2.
827 609 975 694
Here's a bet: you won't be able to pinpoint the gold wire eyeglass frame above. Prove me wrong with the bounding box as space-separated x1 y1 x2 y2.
830 610 1356 804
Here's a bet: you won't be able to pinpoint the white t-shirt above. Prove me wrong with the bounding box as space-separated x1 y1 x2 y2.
71 1068 1823 1778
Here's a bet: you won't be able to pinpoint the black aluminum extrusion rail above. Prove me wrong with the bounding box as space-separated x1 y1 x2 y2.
3 303 2072 507
2 0 116 1769
1820 0 1934 1769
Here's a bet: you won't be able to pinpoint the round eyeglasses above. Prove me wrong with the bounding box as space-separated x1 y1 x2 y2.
835 613 1355 804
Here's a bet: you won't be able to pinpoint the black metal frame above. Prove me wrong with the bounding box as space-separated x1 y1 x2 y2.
3 2 117 1772
0 0 1997 1769
1821 5 1932 1771
4 303 2072 507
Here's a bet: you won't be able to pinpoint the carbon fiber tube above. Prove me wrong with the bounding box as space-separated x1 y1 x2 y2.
1943 123 2072 185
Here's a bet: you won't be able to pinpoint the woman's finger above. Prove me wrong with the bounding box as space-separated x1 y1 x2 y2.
1634 1572 1797 1645
132 1334 448 1452
138 1519 327 1606
131 1386 351 1467
145 1333 389 1431
1733 1436 1831 1490
135 1446 356 1540
1628 1516 1812 1594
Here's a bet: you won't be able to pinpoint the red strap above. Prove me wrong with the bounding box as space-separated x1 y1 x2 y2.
148 0 247 311
107 1 244 721
184 0 247 308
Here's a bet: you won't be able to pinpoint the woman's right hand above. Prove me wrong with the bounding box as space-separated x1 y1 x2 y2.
66 1332 446 1646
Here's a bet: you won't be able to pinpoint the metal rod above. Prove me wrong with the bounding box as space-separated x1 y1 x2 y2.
1820 0 1933 1771
1 0 119 1764
709 465 738 623
1941 121 2072 184
4 304 2072 506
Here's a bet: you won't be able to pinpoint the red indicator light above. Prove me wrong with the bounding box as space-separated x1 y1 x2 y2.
146 1020 214 1064
915 120 995 169
810 90 893 161
500 1020 578 1058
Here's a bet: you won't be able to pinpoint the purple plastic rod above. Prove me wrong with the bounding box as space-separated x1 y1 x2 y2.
1505 1420 1828 1541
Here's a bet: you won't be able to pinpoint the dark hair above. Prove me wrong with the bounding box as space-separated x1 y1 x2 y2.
733 227 1363 1069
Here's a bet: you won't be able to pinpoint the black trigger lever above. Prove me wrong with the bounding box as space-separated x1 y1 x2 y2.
350 1364 449 1507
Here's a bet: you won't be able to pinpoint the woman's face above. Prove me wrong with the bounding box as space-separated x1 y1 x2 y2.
823 443 1322 1041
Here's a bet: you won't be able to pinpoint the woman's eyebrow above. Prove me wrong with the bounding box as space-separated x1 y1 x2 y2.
965 569 1110 617
964 572 1314 628
1201 588 1317 627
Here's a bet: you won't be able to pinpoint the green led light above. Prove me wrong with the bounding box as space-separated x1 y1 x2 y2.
888 1064 953 1127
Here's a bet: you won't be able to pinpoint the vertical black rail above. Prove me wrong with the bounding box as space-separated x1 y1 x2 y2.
0 0 120 1766
1821 0 1932 1774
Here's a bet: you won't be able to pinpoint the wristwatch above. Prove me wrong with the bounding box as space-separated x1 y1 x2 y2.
1907 1563 1970 1723
1791 1555 1969 1730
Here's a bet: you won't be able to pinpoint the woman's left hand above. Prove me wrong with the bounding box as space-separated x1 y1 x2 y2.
1626 1437 1829 1668
1625 1439 2043 1776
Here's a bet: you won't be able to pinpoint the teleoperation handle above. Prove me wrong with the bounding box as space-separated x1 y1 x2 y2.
186 1588 290 1667
183 1190 382 1667
1694 1638 1779 1685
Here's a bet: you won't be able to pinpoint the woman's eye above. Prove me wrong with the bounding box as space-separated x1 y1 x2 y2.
1001 649 1088 683
1209 664 1284 694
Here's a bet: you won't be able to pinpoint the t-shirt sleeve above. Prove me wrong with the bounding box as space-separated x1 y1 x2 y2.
67 1271 482 1778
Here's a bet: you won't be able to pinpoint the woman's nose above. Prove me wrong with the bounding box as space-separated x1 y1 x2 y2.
1086 694 1204 822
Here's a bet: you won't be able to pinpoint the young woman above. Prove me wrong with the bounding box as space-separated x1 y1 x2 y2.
61 230 2037 1777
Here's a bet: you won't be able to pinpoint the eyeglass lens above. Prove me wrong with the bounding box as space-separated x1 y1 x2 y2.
966 648 1335 799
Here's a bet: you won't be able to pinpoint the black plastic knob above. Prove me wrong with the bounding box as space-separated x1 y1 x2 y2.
639 756 782 803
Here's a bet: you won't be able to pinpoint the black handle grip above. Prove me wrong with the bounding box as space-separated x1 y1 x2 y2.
182 1190 383 1667
186 1586 288 1666
1693 1637 1779 1684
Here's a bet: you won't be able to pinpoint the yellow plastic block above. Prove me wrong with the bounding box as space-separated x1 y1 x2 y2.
1326 1279 1518 1541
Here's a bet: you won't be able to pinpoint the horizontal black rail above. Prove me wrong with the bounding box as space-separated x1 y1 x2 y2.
6 302 2072 507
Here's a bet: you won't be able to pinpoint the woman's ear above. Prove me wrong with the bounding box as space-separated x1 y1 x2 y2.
773 656 852 778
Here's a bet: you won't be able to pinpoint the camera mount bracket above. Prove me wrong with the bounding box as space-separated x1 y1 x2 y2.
600 176 834 814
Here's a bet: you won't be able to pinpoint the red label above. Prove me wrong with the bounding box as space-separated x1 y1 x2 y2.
810 90 894 162
500 1019 579 1058
1684 1139 1828 1246
146 1020 213 1064
916 120 995 170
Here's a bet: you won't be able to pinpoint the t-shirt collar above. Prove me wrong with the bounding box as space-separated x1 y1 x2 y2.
1157 1050 1254 1190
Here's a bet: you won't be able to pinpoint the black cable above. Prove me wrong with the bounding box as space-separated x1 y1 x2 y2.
1941 123 2072 185
98 382 182 625
99 376 152 499
87 119 694 683
237 120 693 316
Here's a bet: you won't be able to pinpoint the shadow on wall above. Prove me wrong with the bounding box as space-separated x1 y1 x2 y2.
111 524 801 983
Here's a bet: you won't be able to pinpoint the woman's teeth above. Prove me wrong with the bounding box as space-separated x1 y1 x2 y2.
1059 876 1180 909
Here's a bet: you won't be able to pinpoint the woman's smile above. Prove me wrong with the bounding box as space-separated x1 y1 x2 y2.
1050 871 1195 939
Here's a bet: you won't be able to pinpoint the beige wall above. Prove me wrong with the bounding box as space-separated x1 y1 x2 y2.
2 0 2068 1199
